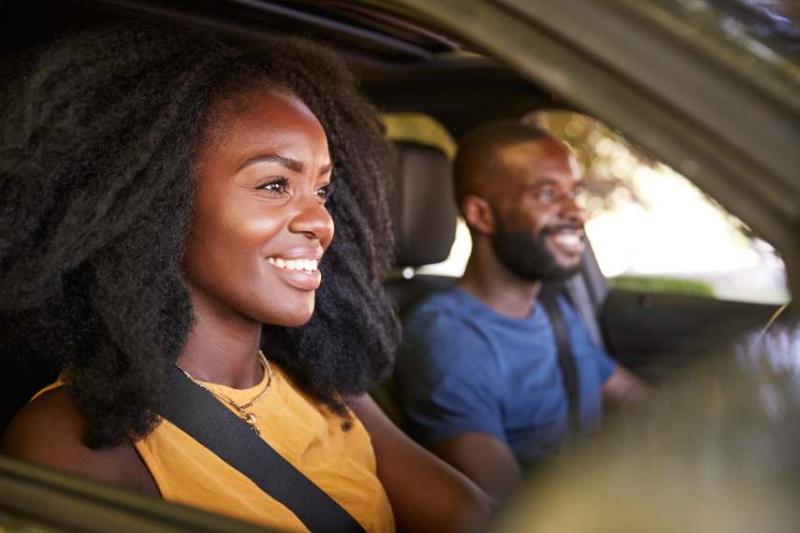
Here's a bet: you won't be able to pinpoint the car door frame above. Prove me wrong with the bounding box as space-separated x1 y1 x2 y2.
371 0 800 304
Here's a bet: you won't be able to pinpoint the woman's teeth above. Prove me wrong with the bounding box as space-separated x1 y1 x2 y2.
268 257 319 272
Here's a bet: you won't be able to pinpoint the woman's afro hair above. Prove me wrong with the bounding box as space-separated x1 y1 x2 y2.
0 22 399 448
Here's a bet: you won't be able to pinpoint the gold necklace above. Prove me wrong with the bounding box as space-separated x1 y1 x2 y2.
176 350 273 435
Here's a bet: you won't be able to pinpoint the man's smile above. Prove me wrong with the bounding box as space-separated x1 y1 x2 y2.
543 225 585 255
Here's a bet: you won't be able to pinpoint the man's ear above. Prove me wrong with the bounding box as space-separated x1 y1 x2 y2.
461 195 495 235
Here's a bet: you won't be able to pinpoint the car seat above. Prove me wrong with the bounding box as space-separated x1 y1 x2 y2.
372 140 459 428
385 140 459 316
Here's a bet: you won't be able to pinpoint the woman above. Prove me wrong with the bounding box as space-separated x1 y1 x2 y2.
0 23 489 531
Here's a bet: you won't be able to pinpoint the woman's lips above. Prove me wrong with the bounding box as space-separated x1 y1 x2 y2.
267 256 322 291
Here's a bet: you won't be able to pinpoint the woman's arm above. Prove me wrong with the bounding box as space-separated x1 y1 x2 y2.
349 394 494 533
1 388 158 495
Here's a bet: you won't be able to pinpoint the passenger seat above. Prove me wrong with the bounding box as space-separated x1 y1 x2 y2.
372 140 459 428
385 140 459 317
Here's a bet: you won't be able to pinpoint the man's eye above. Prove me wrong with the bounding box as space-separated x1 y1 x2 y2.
316 183 333 201
259 177 289 195
569 185 587 199
534 188 557 203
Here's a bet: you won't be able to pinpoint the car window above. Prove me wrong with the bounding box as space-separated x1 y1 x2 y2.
411 109 790 305
536 110 790 304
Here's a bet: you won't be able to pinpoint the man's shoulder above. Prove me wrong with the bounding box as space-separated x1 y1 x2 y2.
404 287 481 323
406 287 468 322
404 287 494 336
399 288 497 366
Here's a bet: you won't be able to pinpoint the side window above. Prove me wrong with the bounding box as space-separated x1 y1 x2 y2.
534 110 790 305
384 110 790 306
417 218 472 277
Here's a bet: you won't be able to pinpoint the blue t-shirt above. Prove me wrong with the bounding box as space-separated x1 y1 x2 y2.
396 287 616 465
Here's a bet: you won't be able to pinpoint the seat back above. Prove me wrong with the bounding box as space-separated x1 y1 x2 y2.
371 141 460 427
386 140 459 316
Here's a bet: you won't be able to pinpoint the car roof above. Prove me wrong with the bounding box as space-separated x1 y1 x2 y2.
1 0 557 139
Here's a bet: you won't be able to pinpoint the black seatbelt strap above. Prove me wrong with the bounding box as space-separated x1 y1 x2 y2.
540 290 581 437
160 365 365 533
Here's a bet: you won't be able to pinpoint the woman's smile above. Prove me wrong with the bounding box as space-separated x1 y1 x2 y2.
267 254 323 291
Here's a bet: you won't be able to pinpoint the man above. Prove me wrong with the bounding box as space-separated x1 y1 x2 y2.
395 120 648 499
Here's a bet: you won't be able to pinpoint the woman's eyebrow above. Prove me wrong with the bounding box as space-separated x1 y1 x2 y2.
238 154 303 172
238 155 332 176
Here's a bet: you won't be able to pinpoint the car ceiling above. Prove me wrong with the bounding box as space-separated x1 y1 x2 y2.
0 0 559 139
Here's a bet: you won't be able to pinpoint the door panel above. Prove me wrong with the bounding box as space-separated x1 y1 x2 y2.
601 288 779 383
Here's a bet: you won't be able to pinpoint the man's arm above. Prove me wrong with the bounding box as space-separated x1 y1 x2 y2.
396 308 516 500
430 432 521 501
602 366 650 408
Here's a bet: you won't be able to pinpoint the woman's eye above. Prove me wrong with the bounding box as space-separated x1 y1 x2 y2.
259 177 289 195
316 183 333 201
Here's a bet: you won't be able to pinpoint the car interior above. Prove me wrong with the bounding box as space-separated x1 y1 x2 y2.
1 0 784 429
1 0 796 529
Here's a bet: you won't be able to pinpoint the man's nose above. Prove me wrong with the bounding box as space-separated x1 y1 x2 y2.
289 196 335 245
560 195 587 225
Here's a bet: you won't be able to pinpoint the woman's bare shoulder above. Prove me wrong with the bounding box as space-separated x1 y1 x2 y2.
1 387 158 494
2 387 89 463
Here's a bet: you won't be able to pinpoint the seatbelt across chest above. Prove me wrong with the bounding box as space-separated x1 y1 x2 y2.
540 291 581 437
159 366 365 533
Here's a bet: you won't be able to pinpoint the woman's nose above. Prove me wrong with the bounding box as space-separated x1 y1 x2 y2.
289 195 334 246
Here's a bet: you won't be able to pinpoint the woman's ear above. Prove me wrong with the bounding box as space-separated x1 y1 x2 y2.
461 195 495 236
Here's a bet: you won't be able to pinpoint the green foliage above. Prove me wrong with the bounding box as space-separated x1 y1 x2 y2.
610 275 715 297
527 110 654 217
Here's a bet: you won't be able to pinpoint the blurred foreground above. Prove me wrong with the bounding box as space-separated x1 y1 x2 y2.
493 307 800 533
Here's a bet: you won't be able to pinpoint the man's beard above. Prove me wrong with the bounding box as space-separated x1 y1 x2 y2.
491 217 582 282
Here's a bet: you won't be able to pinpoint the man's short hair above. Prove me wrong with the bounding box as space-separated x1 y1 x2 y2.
453 119 552 207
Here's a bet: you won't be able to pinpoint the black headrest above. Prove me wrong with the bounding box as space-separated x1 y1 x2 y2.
392 141 458 267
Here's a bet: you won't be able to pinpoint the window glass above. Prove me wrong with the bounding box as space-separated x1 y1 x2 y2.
536 110 789 304
417 218 471 277
415 110 789 304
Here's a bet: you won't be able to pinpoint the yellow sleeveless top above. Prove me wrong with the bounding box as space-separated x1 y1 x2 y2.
37 365 394 532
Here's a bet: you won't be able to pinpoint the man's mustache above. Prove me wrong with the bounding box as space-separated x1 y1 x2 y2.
539 224 585 237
